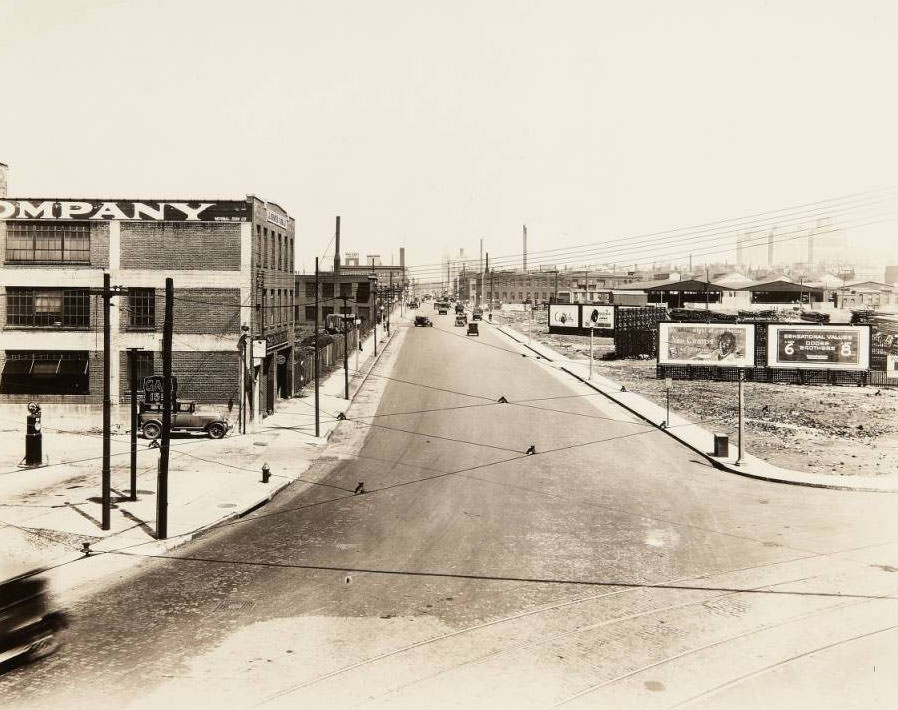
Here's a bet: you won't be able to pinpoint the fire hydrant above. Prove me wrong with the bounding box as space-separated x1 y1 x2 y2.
261 463 271 483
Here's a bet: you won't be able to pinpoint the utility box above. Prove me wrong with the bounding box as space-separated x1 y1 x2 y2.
713 434 729 458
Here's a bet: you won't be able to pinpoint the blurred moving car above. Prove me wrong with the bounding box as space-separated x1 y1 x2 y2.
455 314 467 327
467 322 479 336
0 571 69 668
140 400 229 440
414 315 433 327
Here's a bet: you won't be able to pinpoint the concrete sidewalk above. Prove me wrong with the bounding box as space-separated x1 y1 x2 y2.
491 321 898 493
0 307 410 595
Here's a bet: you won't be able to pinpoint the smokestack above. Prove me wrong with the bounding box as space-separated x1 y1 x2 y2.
523 224 528 272
334 216 341 274
0 162 7 198
399 246 405 270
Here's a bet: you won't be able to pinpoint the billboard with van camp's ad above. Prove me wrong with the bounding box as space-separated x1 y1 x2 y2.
548 304 579 329
581 305 615 330
767 325 870 370
659 323 755 368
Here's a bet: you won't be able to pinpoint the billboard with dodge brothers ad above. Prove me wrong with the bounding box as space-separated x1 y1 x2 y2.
766 325 870 370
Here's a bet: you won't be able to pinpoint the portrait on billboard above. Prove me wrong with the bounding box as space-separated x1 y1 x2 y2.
581 305 614 330
659 323 754 367
767 325 870 370
549 304 579 328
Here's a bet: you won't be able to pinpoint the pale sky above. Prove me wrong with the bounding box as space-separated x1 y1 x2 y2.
1 0 896 278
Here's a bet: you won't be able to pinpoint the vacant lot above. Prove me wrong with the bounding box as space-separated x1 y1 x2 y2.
497 309 898 477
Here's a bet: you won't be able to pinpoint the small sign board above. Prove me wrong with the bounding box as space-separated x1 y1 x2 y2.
665 377 672 391
142 375 177 404
252 339 267 362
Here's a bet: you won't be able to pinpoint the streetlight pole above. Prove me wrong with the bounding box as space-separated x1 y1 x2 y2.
126 347 143 501
589 326 594 380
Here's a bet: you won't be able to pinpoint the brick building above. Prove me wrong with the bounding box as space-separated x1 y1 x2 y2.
460 268 639 305
0 163 294 426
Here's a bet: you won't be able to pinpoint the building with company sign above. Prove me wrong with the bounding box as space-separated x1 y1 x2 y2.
0 162 295 426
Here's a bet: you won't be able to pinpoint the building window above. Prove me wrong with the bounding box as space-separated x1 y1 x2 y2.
322 283 334 299
356 282 370 302
256 225 262 264
263 228 269 269
305 281 317 298
128 288 155 330
1 350 90 394
5 221 91 264
6 288 90 329
340 282 353 298
321 306 334 318
304 306 317 321
125 351 155 391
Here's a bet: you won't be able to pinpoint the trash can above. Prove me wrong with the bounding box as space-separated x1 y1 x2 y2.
713 434 729 458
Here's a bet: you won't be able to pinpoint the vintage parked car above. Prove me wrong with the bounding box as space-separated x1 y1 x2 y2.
467 322 479 336
414 315 433 327
139 400 229 440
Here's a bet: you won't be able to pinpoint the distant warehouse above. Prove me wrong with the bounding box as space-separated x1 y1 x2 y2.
0 162 295 425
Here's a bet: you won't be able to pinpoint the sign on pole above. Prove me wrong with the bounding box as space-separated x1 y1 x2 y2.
142 375 177 404
766 325 870 370
658 323 755 368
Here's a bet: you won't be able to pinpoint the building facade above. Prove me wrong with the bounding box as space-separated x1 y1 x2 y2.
460 269 639 305
0 166 294 426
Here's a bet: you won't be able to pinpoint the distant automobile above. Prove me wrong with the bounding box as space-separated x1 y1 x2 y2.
414 315 433 327
472 307 483 321
455 314 467 327
467 322 479 336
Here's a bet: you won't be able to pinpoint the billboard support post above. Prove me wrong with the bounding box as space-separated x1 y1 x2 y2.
589 326 594 379
736 369 745 466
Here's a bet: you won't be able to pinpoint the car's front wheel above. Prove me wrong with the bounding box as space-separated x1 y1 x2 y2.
207 422 227 439
142 422 162 440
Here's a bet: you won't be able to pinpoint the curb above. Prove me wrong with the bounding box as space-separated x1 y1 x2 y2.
492 323 898 494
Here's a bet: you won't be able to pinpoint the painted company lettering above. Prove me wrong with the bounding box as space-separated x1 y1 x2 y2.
0 199 250 222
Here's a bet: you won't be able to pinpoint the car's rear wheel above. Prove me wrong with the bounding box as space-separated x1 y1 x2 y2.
207 422 226 439
142 422 161 440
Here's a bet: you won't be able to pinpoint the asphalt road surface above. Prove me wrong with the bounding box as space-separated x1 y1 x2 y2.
4 310 898 709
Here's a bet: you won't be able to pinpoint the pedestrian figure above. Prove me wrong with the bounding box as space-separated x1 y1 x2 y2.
525 445 536 455
354 481 365 495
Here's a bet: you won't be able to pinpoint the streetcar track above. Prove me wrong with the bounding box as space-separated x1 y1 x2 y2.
250 541 892 707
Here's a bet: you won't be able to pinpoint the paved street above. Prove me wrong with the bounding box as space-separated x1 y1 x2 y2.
3 309 898 709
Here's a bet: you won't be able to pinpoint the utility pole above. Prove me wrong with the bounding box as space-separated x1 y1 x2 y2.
126 347 143 502
157 277 173 540
372 281 378 357
736 370 745 466
589 325 594 380
314 258 320 438
387 271 393 335
705 265 710 311
343 295 349 399
101 273 112 530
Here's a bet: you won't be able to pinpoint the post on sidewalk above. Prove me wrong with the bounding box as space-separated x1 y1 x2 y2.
157 277 173 540
314 258 320 438
664 376 672 428
387 272 393 336
127 347 143 501
343 295 349 399
736 369 745 466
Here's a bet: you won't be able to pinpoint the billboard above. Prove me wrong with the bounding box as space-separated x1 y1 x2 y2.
581 305 615 330
767 325 870 370
548 304 579 329
659 323 755 367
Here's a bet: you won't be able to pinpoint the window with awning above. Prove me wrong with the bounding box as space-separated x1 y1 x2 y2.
1 351 90 394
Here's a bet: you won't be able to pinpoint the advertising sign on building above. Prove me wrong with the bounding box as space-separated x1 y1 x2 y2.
0 199 251 222
767 325 870 370
659 323 755 368
581 305 615 330
142 375 178 404
548 304 579 329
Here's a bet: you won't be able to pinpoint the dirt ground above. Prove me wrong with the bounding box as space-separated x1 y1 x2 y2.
496 309 898 478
